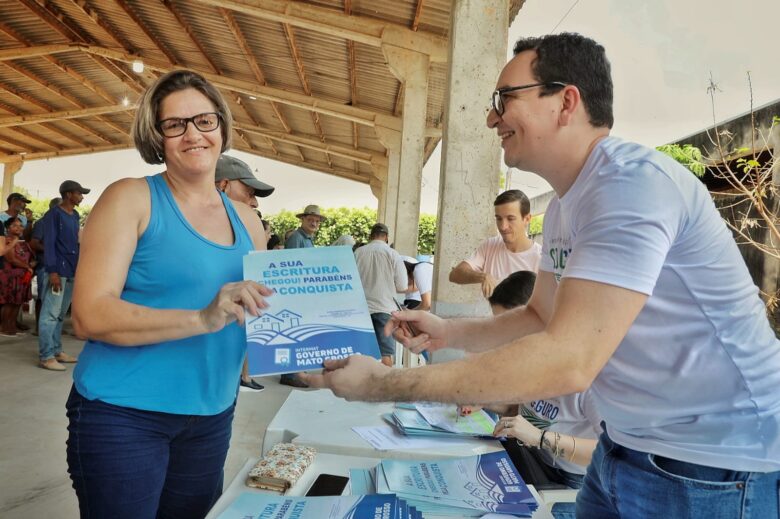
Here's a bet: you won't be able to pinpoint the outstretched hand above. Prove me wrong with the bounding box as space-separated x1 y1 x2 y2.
301 355 391 401
384 309 450 354
199 280 273 333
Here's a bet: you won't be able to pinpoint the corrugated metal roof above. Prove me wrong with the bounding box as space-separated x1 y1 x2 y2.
0 0 525 184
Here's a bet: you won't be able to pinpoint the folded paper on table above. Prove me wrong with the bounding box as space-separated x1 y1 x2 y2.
217 492 422 519
244 247 380 376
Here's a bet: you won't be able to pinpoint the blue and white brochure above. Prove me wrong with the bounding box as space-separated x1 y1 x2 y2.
217 493 402 519
244 247 380 376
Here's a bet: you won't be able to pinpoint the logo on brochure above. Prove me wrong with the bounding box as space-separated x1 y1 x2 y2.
275 348 290 366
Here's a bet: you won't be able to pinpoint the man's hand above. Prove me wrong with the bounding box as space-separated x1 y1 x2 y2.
24 208 33 221
384 309 450 354
481 273 498 298
49 272 62 293
199 280 273 333
301 355 391 401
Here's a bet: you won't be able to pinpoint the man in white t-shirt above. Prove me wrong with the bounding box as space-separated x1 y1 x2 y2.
305 32 780 519
449 189 541 298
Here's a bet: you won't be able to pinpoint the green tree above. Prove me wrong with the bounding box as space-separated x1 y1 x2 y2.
656 144 706 177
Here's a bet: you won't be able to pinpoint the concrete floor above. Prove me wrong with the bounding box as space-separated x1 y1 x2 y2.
0 316 294 518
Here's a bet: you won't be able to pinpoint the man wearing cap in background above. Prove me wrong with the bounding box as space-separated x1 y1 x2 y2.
1 192 34 239
38 180 89 371
215 154 274 392
279 204 326 386
285 204 324 249
355 223 408 367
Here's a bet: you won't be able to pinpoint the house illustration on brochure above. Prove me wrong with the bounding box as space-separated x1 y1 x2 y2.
248 309 302 332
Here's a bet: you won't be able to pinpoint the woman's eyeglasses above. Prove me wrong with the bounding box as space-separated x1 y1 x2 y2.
157 112 221 138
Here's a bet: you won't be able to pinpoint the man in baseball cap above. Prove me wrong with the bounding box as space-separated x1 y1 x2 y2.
58 180 91 196
215 155 274 208
1 192 33 231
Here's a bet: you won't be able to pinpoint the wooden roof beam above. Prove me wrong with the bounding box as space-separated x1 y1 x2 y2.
233 121 387 166
411 0 425 31
0 96 89 147
344 0 359 174
234 97 280 156
234 144 370 184
0 133 46 153
221 8 304 160
0 143 132 164
8 127 64 151
282 23 331 167
0 105 130 128
191 0 447 62
162 0 220 73
114 0 180 66
1 62 119 143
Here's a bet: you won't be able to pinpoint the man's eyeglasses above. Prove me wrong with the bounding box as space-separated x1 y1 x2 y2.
491 82 567 116
157 112 221 138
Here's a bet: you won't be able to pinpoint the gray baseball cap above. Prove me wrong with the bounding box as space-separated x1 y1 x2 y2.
215 155 274 197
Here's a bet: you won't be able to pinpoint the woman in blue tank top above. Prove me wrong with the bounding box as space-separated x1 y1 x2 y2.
66 70 271 519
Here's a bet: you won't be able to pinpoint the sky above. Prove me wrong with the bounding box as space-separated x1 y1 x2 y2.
13 0 780 214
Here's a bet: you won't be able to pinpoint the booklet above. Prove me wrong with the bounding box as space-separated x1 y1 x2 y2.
243 247 380 376
217 492 409 519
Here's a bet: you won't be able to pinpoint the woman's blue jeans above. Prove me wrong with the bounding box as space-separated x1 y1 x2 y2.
576 430 780 518
66 386 235 519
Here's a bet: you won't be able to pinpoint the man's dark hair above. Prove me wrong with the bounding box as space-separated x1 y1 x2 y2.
494 189 531 217
513 32 613 129
267 233 281 249
488 270 537 309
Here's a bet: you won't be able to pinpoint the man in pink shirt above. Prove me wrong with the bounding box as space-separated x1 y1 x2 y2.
449 190 541 298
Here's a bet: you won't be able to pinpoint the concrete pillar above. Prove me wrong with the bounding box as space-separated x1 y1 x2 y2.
432 0 509 338
383 46 430 256
2 160 22 208
376 126 402 237
370 176 386 223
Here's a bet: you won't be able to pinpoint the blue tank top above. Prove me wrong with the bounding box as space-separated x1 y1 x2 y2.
73 174 253 415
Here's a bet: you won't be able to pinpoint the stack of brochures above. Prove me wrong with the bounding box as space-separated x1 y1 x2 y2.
217 493 423 519
385 403 499 438
350 451 538 517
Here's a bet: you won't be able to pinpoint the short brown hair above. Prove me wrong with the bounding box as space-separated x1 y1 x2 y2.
494 189 530 217
131 70 233 165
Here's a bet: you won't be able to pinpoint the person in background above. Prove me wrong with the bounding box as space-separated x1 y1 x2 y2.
279 204 326 387
331 234 356 247
266 234 282 250
449 189 541 298
30 197 61 336
0 217 35 337
354 223 407 367
67 69 270 519
402 256 434 311
0 192 33 240
214 153 274 393
37 180 89 371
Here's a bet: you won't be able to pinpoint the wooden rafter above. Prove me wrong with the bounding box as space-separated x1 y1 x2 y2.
0 97 87 147
1 62 119 143
220 7 304 161
234 143 370 184
282 23 332 167
8 127 63 151
234 97 280 156
161 0 219 73
0 143 132 164
114 0 180 66
1 82 93 146
411 0 424 31
0 133 45 153
0 105 129 128
191 0 448 62
344 0 359 173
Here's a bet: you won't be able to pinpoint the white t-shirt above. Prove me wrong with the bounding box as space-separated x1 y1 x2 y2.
540 136 780 471
519 391 602 475
402 258 434 302
465 236 541 281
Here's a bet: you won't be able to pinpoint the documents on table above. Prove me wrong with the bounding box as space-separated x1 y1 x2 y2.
388 402 499 438
349 451 538 517
351 424 478 451
216 492 422 519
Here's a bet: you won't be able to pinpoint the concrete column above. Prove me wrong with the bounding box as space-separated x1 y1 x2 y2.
432 0 510 349
2 160 22 208
376 126 402 235
370 176 386 223
383 46 430 256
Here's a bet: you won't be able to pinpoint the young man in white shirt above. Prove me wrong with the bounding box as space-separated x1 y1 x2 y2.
449 190 541 298
304 32 780 518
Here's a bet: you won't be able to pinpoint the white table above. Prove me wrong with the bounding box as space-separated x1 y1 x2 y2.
206 453 554 519
262 389 503 460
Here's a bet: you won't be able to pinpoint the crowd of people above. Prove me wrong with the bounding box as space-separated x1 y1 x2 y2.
6 29 773 519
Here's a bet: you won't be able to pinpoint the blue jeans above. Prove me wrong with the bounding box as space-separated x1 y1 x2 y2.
66 386 235 519
38 274 74 360
576 430 780 518
371 312 396 357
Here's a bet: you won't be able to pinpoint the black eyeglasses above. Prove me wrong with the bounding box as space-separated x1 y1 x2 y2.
157 112 221 138
491 82 567 116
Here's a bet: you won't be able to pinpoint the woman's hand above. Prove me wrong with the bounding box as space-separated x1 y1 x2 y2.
493 415 543 446
199 280 273 333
